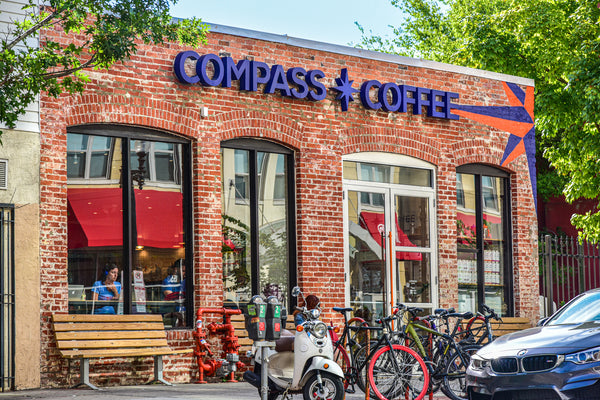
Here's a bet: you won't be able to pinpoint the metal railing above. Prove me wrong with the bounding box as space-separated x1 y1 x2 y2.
0 205 15 391
539 234 600 317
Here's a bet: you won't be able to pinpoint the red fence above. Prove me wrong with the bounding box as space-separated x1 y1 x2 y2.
539 234 600 317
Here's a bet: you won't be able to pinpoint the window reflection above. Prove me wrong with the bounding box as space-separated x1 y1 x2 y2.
67 134 112 179
221 144 292 309
343 161 432 187
67 132 188 327
456 171 508 316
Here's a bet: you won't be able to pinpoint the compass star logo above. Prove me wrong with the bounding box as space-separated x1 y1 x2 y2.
452 82 536 211
332 68 359 112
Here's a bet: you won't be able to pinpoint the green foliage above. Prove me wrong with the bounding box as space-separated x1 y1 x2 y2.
0 0 208 132
222 214 250 292
357 0 600 242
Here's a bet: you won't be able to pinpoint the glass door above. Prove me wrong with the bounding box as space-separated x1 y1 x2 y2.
346 187 389 325
393 193 434 308
345 184 436 323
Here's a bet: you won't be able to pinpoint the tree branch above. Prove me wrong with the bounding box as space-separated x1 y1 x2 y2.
6 9 58 51
40 55 97 79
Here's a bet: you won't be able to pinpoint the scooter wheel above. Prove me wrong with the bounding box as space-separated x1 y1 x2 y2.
303 371 344 400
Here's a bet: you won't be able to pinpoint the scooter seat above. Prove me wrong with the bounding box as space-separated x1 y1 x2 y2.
274 335 294 352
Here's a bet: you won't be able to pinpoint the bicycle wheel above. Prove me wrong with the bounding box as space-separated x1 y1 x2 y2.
440 344 481 400
333 342 352 390
367 344 429 400
464 316 488 344
354 340 379 394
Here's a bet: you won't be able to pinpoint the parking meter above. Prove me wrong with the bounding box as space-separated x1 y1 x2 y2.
280 307 288 331
265 296 282 341
244 295 267 341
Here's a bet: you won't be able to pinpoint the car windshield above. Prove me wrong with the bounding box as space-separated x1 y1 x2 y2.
547 291 600 325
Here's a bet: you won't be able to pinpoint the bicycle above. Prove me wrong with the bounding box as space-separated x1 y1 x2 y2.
330 307 430 400
407 307 472 393
395 304 481 400
329 307 370 393
463 303 502 345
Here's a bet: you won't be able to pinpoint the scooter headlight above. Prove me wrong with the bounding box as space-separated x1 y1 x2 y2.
312 322 327 339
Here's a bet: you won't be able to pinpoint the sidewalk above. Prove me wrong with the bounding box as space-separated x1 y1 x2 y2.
0 382 451 399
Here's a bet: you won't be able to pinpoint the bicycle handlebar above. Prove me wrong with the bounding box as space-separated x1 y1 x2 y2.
480 303 502 322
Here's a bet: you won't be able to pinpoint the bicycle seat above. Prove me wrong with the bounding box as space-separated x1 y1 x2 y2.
447 311 474 319
333 307 353 313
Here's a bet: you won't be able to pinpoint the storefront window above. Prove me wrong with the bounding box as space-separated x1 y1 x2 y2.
221 140 295 309
66 127 191 328
456 165 512 317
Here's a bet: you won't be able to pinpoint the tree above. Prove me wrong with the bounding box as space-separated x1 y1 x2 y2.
356 0 600 243
0 0 208 133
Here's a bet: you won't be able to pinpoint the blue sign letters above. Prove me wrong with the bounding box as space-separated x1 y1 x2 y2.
173 52 459 119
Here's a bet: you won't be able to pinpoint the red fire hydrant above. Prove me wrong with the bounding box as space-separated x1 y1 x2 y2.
193 307 244 383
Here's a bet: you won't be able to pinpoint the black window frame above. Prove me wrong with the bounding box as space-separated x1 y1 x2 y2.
456 164 514 317
221 138 297 308
67 124 194 326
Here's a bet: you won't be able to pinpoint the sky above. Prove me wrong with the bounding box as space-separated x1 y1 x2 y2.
169 0 406 48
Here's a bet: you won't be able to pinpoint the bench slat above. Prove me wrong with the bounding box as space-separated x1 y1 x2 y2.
52 314 163 323
53 322 165 332
55 331 166 341
56 338 170 350
59 347 192 359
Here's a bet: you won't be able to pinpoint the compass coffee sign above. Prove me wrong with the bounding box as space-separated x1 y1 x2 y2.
173 51 460 120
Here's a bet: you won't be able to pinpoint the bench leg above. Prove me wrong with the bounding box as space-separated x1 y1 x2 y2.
148 355 172 386
72 359 101 391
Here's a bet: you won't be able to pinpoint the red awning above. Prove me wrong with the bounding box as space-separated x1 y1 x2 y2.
359 211 422 261
67 188 183 249
134 189 183 248
68 188 123 248
457 210 502 239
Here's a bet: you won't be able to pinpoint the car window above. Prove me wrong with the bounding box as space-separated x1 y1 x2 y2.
547 291 600 325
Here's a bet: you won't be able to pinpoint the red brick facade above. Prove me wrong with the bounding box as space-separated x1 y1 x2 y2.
38 26 538 387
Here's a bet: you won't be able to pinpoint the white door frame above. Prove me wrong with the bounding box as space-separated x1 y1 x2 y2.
342 153 438 317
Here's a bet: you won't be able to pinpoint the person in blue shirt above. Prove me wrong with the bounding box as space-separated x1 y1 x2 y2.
162 261 185 301
92 263 121 314
162 260 186 326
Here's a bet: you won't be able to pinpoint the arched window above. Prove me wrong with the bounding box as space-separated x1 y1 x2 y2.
66 125 192 327
456 164 513 316
221 139 296 309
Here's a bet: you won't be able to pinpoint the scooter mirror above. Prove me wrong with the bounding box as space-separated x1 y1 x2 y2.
291 286 301 297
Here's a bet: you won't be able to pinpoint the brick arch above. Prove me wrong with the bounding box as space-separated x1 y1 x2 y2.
449 138 514 172
339 126 441 165
214 110 304 150
64 94 203 139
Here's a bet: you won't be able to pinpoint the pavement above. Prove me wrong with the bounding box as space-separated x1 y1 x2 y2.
0 382 451 399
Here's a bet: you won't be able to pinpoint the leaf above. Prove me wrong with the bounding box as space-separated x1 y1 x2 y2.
0 0 208 135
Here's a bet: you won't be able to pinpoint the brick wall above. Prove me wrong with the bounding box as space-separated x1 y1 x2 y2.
38 26 538 387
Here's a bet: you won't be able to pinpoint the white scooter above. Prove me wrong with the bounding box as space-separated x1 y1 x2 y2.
243 287 345 400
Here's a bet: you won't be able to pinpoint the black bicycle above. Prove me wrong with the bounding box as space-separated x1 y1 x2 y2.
330 307 430 400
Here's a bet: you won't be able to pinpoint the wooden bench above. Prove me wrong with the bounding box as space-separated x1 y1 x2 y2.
231 314 295 355
52 314 193 390
490 316 533 337
463 316 533 344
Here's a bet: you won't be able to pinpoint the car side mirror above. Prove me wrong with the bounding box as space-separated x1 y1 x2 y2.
537 317 548 326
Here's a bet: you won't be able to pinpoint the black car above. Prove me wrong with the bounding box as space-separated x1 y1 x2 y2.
466 288 600 400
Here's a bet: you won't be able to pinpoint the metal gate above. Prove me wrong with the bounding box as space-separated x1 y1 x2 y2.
0 205 15 391
539 234 600 317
